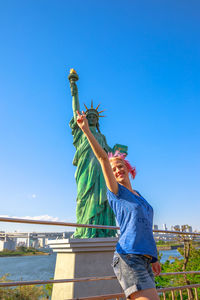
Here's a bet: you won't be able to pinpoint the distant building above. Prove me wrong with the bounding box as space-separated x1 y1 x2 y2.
153 225 158 230
171 225 180 231
0 240 16 251
17 241 26 247
32 239 40 249
153 224 197 243
163 224 167 231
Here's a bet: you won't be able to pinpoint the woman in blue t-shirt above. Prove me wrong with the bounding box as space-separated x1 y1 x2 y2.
76 110 161 300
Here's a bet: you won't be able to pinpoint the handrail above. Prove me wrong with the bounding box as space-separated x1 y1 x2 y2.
0 276 116 288
158 283 200 292
67 284 200 300
0 217 119 230
153 229 200 236
160 271 200 276
0 216 200 236
0 271 200 287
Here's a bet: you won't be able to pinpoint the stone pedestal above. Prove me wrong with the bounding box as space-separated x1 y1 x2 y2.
48 237 123 300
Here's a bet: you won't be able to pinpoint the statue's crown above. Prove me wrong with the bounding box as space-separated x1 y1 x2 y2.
84 100 105 119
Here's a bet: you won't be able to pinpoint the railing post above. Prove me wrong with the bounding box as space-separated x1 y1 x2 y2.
194 288 198 300
187 288 194 300
171 290 175 300
179 289 183 300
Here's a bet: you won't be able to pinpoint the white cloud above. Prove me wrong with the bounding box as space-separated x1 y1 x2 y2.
0 214 60 222
26 215 59 221
26 193 37 199
0 215 76 232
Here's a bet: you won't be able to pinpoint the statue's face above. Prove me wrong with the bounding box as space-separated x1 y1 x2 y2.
87 113 98 127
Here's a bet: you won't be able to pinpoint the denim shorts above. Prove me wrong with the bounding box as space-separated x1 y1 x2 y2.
112 252 156 298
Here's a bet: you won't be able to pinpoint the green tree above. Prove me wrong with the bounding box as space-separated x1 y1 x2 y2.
156 225 200 299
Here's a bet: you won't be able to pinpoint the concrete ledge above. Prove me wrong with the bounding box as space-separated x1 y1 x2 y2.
48 237 118 252
48 237 123 300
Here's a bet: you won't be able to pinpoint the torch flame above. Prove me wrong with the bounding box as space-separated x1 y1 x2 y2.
70 68 77 74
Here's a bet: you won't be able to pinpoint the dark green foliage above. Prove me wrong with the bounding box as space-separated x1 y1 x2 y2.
156 244 200 299
45 279 53 297
0 274 50 300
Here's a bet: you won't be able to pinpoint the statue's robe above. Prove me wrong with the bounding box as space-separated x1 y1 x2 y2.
70 117 116 238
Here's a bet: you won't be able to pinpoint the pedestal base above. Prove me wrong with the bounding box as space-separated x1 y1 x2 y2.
48 238 123 300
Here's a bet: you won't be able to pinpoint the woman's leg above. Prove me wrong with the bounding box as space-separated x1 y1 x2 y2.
129 288 160 300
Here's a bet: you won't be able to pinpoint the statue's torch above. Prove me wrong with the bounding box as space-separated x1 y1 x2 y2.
68 68 79 82
68 69 79 97
68 69 80 113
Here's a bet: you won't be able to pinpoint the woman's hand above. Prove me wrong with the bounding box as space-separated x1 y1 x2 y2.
152 261 161 276
76 110 90 133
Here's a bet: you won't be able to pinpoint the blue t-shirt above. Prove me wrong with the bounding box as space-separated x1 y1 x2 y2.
107 183 158 263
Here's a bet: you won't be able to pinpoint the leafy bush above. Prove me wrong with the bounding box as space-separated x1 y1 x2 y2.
0 274 50 300
156 244 200 299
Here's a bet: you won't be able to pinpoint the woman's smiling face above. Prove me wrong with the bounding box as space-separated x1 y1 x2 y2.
110 158 129 183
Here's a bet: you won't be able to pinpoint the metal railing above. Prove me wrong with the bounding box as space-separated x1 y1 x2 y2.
67 284 200 300
159 284 200 300
1 216 200 236
1 271 200 288
0 216 200 299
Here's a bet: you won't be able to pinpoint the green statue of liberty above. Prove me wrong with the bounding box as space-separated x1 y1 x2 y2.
68 69 127 238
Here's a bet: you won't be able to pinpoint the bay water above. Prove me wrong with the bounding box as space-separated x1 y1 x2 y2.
0 250 182 282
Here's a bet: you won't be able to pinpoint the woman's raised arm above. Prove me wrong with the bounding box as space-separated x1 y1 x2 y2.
76 111 118 194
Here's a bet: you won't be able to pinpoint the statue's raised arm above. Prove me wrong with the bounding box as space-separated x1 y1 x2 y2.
68 69 80 122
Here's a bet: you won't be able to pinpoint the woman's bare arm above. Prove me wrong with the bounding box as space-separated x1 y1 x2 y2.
76 111 118 194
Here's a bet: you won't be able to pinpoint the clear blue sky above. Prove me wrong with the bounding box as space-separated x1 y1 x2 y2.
0 0 200 233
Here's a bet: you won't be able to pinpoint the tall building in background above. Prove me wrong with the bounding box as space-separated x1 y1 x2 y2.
163 224 167 231
187 226 193 233
171 225 180 231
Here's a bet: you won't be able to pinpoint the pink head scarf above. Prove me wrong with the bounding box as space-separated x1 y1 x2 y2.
108 150 136 180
